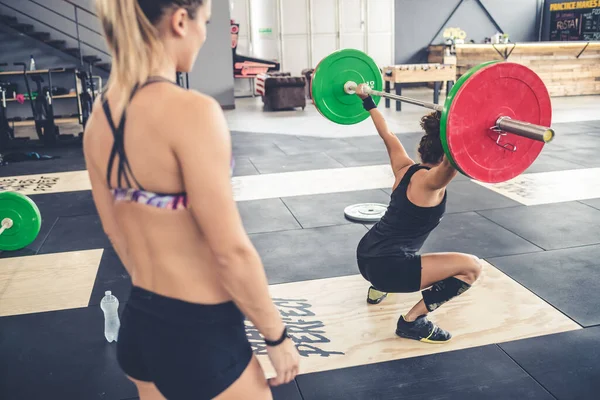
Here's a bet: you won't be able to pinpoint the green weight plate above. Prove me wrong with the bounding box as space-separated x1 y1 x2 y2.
440 61 500 177
311 49 383 125
0 191 41 251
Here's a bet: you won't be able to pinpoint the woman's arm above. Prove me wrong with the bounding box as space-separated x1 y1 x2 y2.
171 93 286 341
422 155 458 190
357 84 414 174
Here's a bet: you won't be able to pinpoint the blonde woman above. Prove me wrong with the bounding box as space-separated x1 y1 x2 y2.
84 1 299 399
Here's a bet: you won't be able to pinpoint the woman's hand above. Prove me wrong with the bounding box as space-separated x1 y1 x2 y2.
267 338 301 386
356 83 371 99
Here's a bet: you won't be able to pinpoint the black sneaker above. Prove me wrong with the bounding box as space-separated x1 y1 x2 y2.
367 286 388 304
395 315 452 344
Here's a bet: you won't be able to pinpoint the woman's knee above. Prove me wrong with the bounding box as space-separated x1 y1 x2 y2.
458 256 482 284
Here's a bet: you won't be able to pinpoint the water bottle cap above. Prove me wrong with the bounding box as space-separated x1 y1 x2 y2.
105 290 112 296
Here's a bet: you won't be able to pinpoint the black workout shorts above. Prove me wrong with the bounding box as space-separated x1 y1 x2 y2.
117 286 253 400
357 253 423 293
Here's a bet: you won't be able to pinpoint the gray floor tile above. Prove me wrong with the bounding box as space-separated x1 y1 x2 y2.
297 345 554 400
232 141 286 158
488 244 600 327
250 224 368 284
580 198 600 210
238 199 301 234
232 157 259 176
524 153 587 173
340 135 387 152
445 181 521 213
500 327 600 400
276 136 358 155
249 153 344 174
327 149 391 167
542 144 600 168
341 134 421 154
282 190 390 228
478 202 600 251
420 212 543 258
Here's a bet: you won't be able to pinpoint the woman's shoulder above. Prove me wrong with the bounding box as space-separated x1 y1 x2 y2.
162 88 222 117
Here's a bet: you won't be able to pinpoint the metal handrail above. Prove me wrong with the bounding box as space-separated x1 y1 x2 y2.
0 0 110 63
27 0 103 37
60 0 98 18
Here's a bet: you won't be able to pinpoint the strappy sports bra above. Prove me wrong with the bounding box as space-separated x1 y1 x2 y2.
102 76 234 211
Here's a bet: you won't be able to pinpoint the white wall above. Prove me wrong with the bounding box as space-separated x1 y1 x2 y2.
190 0 235 107
231 0 395 96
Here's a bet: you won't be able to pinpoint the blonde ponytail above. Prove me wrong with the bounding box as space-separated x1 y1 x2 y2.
95 0 166 115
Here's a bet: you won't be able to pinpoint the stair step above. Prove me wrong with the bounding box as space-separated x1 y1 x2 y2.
12 23 35 32
65 47 80 57
83 55 101 63
0 15 18 24
46 39 66 48
31 31 51 40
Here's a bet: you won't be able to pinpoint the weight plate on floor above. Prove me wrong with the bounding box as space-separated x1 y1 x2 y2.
442 62 551 183
311 49 383 125
440 60 500 176
344 203 388 223
0 191 42 251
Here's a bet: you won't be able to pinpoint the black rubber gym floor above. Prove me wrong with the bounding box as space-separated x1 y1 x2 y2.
1 120 600 399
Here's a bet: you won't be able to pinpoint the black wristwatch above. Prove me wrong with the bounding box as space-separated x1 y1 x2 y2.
362 95 377 111
265 327 290 347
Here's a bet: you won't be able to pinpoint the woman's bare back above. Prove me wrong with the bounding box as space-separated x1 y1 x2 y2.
84 82 231 305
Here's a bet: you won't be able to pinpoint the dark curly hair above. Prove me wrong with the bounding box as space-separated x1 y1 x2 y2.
417 111 444 165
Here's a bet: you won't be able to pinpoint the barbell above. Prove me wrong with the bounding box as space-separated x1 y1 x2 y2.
0 191 41 251
310 49 556 183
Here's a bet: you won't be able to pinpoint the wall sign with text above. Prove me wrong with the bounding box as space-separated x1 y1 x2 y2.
549 1 600 40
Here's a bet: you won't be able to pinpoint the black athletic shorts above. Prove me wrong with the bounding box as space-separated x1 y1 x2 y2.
117 286 253 400
357 253 423 293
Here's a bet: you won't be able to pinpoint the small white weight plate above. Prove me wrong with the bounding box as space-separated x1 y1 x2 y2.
344 203 388 223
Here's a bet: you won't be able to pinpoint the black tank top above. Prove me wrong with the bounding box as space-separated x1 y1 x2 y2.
357 164 447 258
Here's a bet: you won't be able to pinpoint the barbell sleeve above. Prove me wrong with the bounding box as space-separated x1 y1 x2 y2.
0 218 13 236
345 81 554 144
496 117 555 143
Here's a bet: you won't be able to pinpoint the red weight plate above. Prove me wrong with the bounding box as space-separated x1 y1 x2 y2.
445 62 552 183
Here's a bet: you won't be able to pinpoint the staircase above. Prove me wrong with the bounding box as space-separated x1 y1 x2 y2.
0 4 111 72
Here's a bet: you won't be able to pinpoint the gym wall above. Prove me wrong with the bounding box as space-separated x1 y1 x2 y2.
191 0 235 109
230 0 395 97
394 0 544 64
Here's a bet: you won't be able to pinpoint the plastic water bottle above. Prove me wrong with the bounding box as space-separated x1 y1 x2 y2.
29 55 36 71
100 291 120 343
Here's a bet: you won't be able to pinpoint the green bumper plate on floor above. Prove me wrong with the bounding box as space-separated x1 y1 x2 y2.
0 191 42 251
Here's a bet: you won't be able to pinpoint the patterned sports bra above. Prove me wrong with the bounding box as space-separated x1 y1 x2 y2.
103 76 234 211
